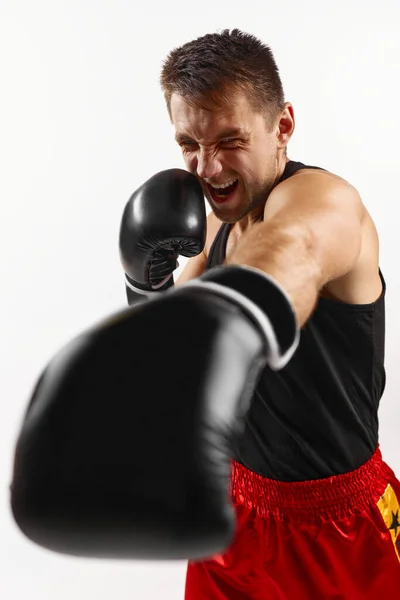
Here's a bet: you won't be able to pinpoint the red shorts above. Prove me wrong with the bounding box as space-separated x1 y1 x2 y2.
185 447 400 599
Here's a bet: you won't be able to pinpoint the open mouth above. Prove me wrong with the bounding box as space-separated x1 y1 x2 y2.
207 179 239 204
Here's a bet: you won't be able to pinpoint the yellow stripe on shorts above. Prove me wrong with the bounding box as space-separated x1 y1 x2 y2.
377 483 400 562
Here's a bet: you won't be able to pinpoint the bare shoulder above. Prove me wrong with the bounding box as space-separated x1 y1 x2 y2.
266 165 365 221
290 166 376 231
295 168 381 304
277 165 361 198
268 165 382 304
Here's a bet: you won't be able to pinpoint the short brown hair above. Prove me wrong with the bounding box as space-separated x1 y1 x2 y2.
160 29 285 127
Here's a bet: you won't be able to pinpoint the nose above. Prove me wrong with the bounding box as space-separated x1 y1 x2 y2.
196 149 223 180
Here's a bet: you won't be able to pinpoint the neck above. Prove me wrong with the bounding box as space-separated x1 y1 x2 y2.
235 155 291 236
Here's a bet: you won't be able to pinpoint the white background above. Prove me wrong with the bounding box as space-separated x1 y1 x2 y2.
1 1 400 598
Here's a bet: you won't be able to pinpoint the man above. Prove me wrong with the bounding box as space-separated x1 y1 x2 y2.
11 29 400 599
155 28 399 598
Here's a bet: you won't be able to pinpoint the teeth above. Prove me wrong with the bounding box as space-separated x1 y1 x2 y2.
210 179 238 189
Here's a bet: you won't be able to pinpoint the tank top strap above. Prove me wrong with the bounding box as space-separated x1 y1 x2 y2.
206 222 231 269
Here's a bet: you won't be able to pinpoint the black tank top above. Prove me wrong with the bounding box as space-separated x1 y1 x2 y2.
206 160 386 481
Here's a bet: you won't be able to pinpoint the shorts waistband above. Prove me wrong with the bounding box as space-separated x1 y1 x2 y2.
230 446 394 522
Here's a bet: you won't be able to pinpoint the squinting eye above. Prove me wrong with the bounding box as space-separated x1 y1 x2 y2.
220 138 240 147
180 141 197 151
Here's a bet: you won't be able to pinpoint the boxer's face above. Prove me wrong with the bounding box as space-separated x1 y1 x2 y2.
170 92 292 223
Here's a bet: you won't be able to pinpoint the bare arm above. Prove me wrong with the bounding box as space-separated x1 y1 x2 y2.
175 250 208 285
228 171 364 327
175 211 222 286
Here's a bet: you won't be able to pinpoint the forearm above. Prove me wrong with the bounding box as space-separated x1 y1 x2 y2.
227 222 321 328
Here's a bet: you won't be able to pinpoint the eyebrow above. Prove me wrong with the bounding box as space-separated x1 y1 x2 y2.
174 128 249 143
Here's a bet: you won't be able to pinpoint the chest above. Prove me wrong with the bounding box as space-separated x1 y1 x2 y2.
225 228 239 261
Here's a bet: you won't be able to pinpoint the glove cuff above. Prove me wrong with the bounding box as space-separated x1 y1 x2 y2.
125 274 174 306
182 265 299 370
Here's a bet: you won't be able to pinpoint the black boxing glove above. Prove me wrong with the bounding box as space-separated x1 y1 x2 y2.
10 265 299 560
120 168 206 305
